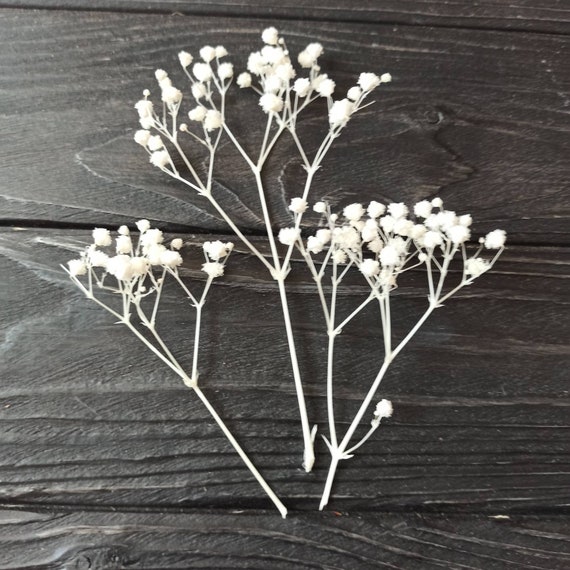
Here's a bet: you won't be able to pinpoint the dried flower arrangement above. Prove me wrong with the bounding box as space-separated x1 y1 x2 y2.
66 27 506 516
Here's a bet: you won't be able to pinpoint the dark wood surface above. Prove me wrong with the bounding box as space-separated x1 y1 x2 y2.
1 2 569 568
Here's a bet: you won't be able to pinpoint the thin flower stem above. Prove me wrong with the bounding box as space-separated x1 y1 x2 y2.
276 275 315 472
150 267 167 327
192 385 288 518
326 260 339 450
334 294 375 335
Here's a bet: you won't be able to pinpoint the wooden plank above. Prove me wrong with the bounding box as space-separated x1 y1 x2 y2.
1 10 569 244
1 228 569 513
1 508 570 569
2 0 570 34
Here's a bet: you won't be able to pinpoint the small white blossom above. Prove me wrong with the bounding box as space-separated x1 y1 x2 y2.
333 226 360 251
379 215 396 233
431 197 443 208
204 109 223 131
147 135 164 151
130 256 150 276
218 62 234 80
88 249 109 268
422 230 444 249
387 202 408 220
316 229 332 244
361 221 379 242
297 50 314 68
379 245 400 266
150 150 171 169
465 257 490 277
154 69 168 82
275 63 295 82
215 45 228 58
313 201 327 214
170 238 183 250
414 200 432 219
360 258 380 277
145 244 167 265
191 83 207 100
458 214 472 227
367 201 386 218
305 42 323 60
161 85 182 105
358 72 381 92
193 62 212 82
410 224 427 240
136 219 150 233
237 72 252 88
293 78 311 97
178 51 193 67
347 86 362 101
437 210 457 231
140 228 164 246
374 399 393 419
188 106 207 122
93 228 112 247
316 78 335 97
278 227 300 246
447 224 470 245
329 98 354 127
68 259 87 276
394 218 414 237
199 45 216 63
262 26 279 45
134 130 151 146
116 235 132 254
202 261 224 278
380 73 392 83
289 197 308 214
247 51 266 75
332 249 347 264
160 249 183 268
203 240 232 261
259 93 284 114
263 75 283 94
307 236 324 254
135 99 153 119
367 238 383 253
484 229 507 249
343 203 365 222
118 225 129 236
107 255 134 281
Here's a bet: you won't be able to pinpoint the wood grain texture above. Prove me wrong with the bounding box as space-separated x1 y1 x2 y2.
1 10 569 244
1 508 570 569
1 229 569 515
2 0 570 34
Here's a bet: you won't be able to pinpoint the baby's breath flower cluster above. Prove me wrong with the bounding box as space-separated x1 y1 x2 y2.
64 224 288 518
121 27 509 513
292 198 506 509
132 27 391 476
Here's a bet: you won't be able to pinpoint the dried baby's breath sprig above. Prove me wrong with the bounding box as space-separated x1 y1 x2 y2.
64 222 287 518
133 27 392 472
294 198 506 509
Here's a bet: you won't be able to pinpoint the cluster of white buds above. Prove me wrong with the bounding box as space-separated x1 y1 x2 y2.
236 27 390 129
303 197 506 293
371 399 393 427
202 240 234 278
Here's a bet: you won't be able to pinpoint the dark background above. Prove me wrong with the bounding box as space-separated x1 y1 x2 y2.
1 1 569 567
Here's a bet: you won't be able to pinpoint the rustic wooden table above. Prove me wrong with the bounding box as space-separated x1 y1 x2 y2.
1 1 569 568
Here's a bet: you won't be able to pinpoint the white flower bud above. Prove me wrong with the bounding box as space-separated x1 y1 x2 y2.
297 50 314 68
278 227 300 246
379 245 400 266
367 201 386 218
217 62 234 80
88 249 109 268
149 150 170 169
360 258 380 277
484 229 506 249
414 200 432 219
431 197 443 208
374 399 393 419
202 261 224 278
161 85 182 105
92 228 112 247
447 224 471 245
313 201 326 214
343 203 365 222
215 45 228 58
188 106 207 122
193 62 212 82
192 83 207 100
305 42 323 59
134 130 151 146
135 99 153 119
178 51 193 67
293 78 311 97
387 202 408 220
204 109 223 131
328 98 354 127
154 69 168 81
347 86 362 101
262 26 279 45
136 219 150 233
380 72 392 84
316 78 335 97
170 238 183 250
68 259 87 276
203 240 231 261
307 236 324 254
160 249 183 268
259 93 284 114
358 72 380 92
116 235 132 254
465 257 490 277
107 254 134 281
422 230 444 249
289 197 308 214
237 72 252 88
147 135 164 151
199 45 216 63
